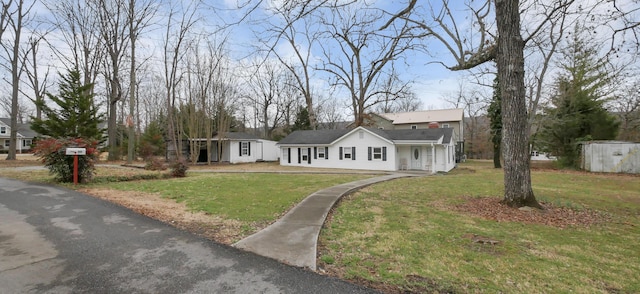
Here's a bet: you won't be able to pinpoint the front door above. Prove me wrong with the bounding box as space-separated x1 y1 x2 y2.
411 146 421 170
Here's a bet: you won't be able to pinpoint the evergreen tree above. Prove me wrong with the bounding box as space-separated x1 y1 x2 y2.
31 70 104 141
487 77 502 168
539 28 619 168
292 106 311 131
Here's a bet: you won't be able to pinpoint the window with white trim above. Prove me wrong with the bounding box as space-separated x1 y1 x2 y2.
0 126 6 134
411 125 417 129
4 140 9 147
373 147 382 160
22 139 32 147
442 123 450 128
317 147 325 158
241 142 249 156
343 147 352 159
301 148 309 162
283 148 289 161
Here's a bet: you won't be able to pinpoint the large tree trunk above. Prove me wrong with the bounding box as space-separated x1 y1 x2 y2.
495 0 541 208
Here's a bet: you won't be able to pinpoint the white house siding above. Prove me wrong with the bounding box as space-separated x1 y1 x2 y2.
258 139 279 161
229 140 257 164
581 142 640 174
280 129 396 171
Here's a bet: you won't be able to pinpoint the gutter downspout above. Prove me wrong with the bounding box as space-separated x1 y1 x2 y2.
431 143 435 174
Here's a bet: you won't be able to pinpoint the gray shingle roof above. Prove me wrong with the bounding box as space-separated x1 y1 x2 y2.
0 118 38 138
278 129 350 145
278 127 453 145
385 128 452 142
217 132 261 140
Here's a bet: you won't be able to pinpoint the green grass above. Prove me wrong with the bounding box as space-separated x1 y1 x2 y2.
92 173 371 223
319 161 640 293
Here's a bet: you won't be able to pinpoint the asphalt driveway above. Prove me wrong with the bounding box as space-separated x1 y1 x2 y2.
0 177 376 293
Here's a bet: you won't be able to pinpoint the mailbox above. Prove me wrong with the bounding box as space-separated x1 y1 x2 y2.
65 148 87 156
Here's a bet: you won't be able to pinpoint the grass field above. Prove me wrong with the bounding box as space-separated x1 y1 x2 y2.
2 158 638 293
318 160 640 293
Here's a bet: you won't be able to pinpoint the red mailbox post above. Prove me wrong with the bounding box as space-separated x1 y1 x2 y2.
65 148 86 185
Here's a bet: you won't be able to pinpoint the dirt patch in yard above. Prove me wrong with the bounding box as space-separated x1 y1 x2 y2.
454 197 611 228
78 188 246 244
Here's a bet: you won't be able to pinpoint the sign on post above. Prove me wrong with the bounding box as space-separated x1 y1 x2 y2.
65 148 87 185
65 148 87 156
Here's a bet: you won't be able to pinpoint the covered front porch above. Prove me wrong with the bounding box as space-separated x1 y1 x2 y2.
396 144 454 173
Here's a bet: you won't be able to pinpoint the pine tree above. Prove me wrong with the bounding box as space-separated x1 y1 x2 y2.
487 77 502 168
31 70 104 141
292 106 311 131
539 28 619 168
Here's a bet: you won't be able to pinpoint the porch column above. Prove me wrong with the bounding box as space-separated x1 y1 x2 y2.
431 143 435 174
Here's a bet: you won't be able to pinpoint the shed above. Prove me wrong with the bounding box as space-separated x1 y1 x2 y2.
581 141 640 174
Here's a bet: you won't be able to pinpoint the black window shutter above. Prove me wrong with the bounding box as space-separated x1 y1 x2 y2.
352 147 356 160
383 147 387 161
307 148 312 164
314 147 317 159
325 147 329 160
298 148 301 163
248 142 251 156
368 147 372 161
288 148 291 163
238 142 242 156
339 147 343 160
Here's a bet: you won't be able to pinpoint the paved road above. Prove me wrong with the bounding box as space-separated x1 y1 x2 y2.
0 177 376 294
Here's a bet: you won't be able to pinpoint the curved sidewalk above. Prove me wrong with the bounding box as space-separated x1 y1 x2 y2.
233 173 417 271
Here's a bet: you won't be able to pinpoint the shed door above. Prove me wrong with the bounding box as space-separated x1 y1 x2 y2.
411 146 421 170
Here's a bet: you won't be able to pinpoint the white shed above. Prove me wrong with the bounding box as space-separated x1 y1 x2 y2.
581 141 640 174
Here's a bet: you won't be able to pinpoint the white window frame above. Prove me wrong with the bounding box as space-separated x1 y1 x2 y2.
282 148 289 161
0 126 6 134
343 147 352 159
372 147 382 160
301 148 309 162
241 141 249 156
4 140 9 147
317 147 325 158
22 139 32 147
411 125 417 129
442 123 450 128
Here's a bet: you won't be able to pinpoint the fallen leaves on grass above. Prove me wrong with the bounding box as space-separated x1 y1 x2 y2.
454 197 611 228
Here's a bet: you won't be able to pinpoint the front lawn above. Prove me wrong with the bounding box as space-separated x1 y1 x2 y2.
319 161 640 293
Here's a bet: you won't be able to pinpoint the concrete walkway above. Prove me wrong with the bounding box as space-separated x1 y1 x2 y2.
233 173 419 271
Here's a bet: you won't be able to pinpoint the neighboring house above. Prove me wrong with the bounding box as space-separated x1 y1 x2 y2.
168 132 279 164
0 118 38 153
581 141 640 174
362 108 465 162
278 126 456 173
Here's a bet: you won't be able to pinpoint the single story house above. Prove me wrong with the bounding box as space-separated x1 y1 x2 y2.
0 118 37 153
361 108 465 163
168 132 279 164
277 126 456 173
581 141 640 174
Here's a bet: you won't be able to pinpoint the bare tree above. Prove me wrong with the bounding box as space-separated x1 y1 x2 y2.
44 0 104 89
380 0 584 208
162 1 200 161
93 0 130 161
260 4 323 129
614 77 640 142
126 0 157 163
23 35 50 120
317 3 418 126
2 0 35 160
245 60 292 139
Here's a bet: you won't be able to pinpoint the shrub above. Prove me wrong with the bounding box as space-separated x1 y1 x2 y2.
33 138 99 183
145 156 167 171
169 159 189 177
